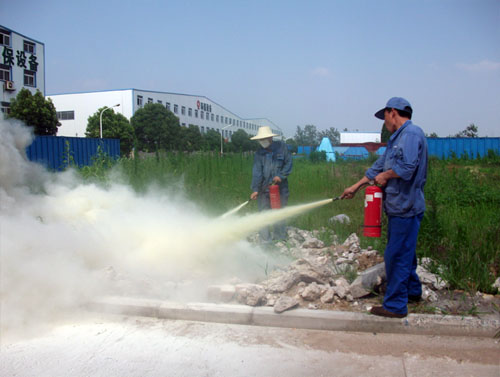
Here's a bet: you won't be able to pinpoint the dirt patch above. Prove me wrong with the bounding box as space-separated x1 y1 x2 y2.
357 252 384 271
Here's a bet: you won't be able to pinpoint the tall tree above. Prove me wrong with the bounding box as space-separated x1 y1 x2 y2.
85 107 135 156
131 103 180 152
294 125 306 145
455 123 478 138
8 88 60 135
229 129 257 152
294 124 319 146
180 125 203 152
381 122 391 143
318 127 340 145
304 124 319 146
202 129 222 151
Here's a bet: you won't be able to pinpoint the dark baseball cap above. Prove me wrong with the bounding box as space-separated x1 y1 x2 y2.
374 97 413 119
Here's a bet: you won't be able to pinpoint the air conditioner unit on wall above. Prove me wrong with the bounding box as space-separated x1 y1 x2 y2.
5 81 15 91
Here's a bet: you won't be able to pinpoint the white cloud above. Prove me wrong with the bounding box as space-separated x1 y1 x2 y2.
311 67 331 77
456 60 500 72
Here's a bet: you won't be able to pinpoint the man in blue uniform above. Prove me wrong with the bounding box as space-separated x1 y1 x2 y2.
341 97 428 318
250 126 293 242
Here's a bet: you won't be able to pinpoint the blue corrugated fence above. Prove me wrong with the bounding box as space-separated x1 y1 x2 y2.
26 136 120 171
297 138 499 161
297 146 314 155
427 137 500 159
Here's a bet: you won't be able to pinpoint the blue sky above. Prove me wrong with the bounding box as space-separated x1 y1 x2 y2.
2 0 499 137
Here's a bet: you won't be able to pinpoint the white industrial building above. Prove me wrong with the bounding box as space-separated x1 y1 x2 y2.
48 89 283 140
340 131 380 144
1 25 45 114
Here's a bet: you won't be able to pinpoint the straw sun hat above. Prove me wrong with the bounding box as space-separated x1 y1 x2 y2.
250 126 279 140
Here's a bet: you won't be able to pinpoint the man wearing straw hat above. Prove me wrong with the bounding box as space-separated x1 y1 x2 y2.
250 126 293 242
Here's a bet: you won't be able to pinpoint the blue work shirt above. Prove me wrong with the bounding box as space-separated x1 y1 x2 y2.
366 120 428 217
251 140 292 193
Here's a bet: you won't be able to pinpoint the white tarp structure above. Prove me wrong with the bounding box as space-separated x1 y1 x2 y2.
340 132 380 143
316 137 336 162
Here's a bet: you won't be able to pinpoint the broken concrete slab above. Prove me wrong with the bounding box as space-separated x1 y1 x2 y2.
349 262 386 298
274 295 299 313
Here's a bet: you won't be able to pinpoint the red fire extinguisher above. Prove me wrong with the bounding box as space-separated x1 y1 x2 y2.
364 185 383 237
269 184 281 209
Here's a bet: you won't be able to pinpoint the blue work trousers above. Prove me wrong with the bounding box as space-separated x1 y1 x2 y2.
383 213 423 315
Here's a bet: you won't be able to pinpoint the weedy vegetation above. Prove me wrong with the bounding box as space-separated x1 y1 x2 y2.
77 150 500 294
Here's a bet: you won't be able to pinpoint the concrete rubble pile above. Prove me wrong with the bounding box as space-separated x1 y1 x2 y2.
207 226 449 314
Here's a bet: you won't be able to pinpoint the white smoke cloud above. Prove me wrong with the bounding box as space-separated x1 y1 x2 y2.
0 119 289 341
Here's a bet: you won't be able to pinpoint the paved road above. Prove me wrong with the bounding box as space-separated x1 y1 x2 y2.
1 314 499 377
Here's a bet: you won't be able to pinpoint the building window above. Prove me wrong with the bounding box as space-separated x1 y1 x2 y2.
148 98 153 104
201 126 205 133
166 102 170 111
195 109 198 118
1 101 11 114
174 104 178 113
56 110 75 120
188 108 192 116
200 111 204 119
0 64 10 81
216 115 219 122
181 106 186 115
137 95 143 107
24 70 35 87
182 122 186 127
157 100 162 104
0 29 10 46
23 41 35 54
211 114 214 121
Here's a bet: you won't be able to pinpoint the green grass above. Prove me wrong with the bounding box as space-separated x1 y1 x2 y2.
77 151 500 294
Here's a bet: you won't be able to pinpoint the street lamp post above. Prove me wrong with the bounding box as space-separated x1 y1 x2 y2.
220 125 232 154
99 104 120 138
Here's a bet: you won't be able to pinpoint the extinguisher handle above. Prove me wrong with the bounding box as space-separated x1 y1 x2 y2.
360 180 375 190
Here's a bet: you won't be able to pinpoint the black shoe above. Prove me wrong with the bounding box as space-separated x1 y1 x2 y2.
370 306 407 318
408 294 422 303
